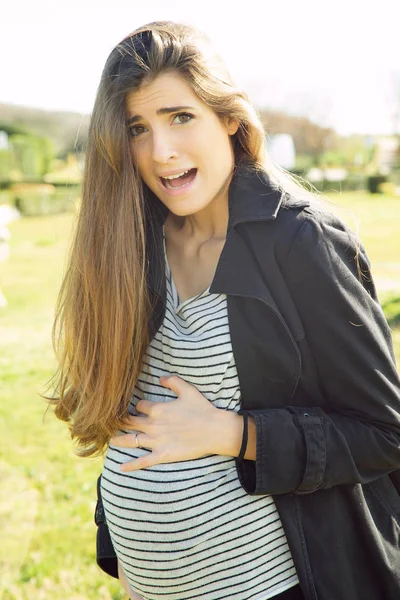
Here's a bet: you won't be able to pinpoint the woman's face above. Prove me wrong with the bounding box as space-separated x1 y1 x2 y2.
125 72 238 217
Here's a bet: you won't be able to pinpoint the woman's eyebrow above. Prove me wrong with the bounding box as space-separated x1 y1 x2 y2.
126 106 196 125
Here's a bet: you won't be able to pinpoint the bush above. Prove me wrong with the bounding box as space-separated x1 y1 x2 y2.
0 149 13 180
367 175 387 194
10 183 79 215
302 174 367 193
10 134 54 179
294 154 314 172
389 169 400 187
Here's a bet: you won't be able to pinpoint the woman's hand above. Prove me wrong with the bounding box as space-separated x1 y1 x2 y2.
110 375 243 471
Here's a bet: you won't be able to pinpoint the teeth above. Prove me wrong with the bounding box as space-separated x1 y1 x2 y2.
162 170 190 180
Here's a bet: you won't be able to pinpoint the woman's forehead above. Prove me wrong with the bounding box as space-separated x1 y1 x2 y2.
125 73 201 117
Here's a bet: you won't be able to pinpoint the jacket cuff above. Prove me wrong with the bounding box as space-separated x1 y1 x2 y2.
236 409 323 495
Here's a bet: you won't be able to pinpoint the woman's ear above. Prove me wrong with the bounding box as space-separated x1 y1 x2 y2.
224 117 239 136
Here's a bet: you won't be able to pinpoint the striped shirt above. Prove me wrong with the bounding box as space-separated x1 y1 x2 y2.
101 231 298 599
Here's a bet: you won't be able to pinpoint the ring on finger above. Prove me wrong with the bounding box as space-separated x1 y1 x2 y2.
135 432 141 448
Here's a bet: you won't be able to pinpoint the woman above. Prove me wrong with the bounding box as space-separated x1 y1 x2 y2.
50 21 400 600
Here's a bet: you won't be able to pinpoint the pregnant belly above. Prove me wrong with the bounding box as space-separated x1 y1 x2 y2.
101 444 294 600
101 443 240 547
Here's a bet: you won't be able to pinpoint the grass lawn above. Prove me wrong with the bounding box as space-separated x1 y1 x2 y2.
0 190 399 599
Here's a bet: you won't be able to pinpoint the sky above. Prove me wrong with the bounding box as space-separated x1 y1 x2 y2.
1 0 400 136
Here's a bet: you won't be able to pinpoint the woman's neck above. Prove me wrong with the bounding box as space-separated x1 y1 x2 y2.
165 186 229 244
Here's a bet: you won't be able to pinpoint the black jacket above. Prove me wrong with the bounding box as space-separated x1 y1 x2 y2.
95 165 400 599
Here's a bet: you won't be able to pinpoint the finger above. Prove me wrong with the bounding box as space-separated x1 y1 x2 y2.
120 415 147 430
110 432 151 449
136 399 158 415
120 452 162 472
109 433 137 447
159 374 189 395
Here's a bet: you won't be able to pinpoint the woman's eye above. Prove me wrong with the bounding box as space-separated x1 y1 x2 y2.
129 125 147 138
173 113 194 124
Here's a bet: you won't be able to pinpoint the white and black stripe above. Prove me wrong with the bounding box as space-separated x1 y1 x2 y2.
101 231 298 599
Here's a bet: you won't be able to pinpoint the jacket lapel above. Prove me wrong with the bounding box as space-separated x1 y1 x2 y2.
210 226 277 306
211 226 302 409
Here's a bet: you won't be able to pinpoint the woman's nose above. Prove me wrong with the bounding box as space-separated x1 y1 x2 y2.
151 130 178 163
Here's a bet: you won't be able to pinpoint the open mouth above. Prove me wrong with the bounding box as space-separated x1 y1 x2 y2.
159 168 197 190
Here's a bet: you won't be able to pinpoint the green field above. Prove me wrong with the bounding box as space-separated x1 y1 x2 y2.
0 191 399 600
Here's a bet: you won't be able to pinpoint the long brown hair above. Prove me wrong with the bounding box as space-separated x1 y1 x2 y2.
47 21 308 457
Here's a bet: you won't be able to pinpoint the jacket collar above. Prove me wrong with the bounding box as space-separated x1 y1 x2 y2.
227 163 285 229
145 161 287 232
144 163 308 304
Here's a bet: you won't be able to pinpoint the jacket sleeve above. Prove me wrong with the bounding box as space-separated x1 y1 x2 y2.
237 210 400 496
94 475 118 579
